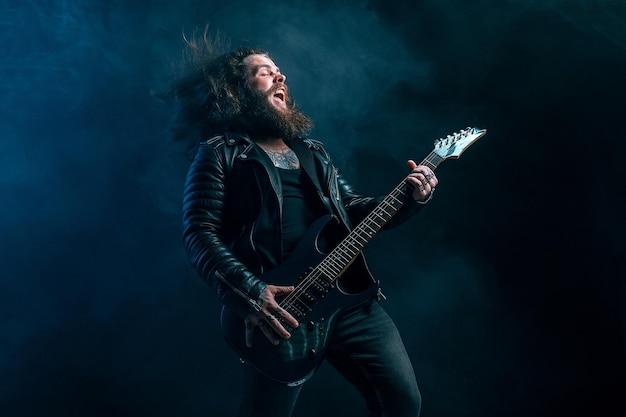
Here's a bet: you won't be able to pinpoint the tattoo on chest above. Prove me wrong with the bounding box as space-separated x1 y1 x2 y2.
264 148 300 169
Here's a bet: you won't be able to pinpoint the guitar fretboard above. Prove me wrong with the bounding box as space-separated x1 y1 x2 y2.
281 151 444 318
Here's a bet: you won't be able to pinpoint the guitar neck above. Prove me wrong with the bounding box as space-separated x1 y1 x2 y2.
279 127 485 320
319 151 444 281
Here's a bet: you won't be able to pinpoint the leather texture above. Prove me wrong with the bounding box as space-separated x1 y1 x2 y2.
182 131 422 318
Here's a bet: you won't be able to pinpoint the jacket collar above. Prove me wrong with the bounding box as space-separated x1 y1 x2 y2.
222 131 327 196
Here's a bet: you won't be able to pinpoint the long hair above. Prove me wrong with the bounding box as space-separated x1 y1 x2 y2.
159 27 269 151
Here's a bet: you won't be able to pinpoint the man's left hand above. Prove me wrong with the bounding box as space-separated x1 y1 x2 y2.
407 160 438 201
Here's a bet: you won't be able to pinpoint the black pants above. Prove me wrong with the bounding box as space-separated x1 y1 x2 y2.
238 300 421 417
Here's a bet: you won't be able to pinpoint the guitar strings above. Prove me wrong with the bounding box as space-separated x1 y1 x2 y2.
279 151 444 319
280 151 443 312
280 183 409 316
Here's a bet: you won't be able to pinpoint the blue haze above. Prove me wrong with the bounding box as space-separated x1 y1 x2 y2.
1 1 624 416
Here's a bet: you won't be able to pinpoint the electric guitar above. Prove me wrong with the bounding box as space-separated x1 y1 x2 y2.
221 127 487 385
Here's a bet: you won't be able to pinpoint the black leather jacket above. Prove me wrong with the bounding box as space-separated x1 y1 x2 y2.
182 131 423 318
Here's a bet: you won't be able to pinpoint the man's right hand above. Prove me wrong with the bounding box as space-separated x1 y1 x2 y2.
243 284 299 348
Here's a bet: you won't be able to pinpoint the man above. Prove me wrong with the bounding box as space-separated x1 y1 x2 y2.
166 34 437 417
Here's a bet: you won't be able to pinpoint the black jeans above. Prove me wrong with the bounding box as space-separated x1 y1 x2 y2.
238 300 422 417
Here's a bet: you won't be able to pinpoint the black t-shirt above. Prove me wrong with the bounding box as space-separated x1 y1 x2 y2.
277 167 324 259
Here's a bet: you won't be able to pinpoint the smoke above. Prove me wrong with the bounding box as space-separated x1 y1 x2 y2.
1 1 624 416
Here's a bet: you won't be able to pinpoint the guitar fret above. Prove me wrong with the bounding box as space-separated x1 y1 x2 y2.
381 202 397 213
319 260 341 277
388 195 404 205
329 250 351 267
353 234 368 245
344 240 361 254
361 222 378 235
422 152 443 169
321 265 340 279
371 211 388 223
336 248 354 263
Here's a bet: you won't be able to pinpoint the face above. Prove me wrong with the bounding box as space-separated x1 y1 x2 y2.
243 54 288 111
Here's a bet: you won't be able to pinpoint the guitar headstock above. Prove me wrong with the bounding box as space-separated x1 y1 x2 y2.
433 127 486 160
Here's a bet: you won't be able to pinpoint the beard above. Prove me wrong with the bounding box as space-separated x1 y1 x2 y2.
239 86 313 141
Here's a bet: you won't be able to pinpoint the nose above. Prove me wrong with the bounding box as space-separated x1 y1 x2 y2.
274 73 286 83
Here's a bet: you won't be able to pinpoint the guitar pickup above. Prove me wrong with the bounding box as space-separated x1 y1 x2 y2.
310 279 331 296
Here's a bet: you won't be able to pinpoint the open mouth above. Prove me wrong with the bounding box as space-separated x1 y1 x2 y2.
273 88 286 103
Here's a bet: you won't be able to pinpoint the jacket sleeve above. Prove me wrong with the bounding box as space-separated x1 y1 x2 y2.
182 140 266 318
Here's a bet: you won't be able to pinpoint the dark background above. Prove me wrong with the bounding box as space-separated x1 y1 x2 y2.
1 1 624 416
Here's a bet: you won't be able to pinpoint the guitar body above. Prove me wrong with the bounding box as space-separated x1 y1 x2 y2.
221 215 379 385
